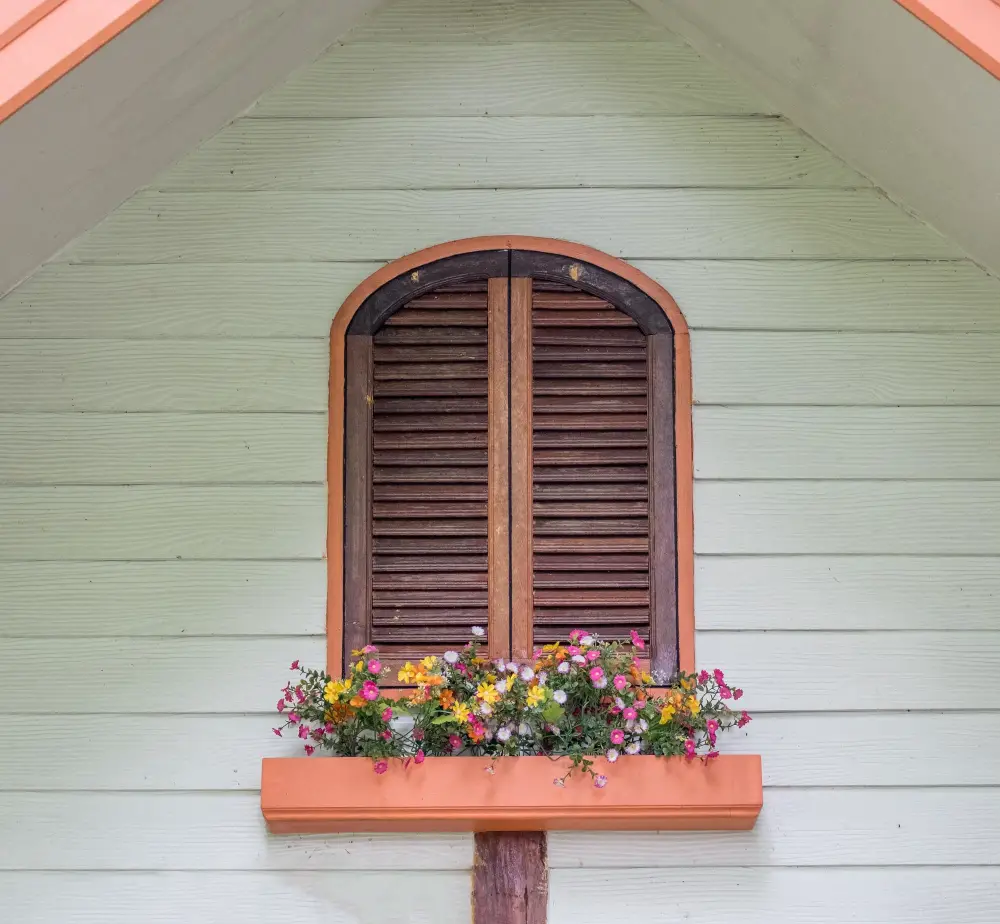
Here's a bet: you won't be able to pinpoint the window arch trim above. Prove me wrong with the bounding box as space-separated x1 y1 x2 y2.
328 236 693 679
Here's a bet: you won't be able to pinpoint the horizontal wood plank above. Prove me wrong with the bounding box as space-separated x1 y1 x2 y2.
250 43 770 117
695 482 1000 554
3 711 996 790
693 332 1000 405
0 414 326 484
64 190 957 263
0 487 326 560
696 556 1000 630
159 116 864 190
1 633 996 712
695 407 1000 479
0 341 327 411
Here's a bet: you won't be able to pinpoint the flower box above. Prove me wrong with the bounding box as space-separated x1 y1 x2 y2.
260 753 762 834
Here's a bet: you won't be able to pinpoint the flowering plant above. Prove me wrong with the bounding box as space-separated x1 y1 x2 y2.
273 628 750 786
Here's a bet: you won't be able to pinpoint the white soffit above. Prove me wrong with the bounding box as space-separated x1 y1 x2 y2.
634 0 1000 277
0 0 385 298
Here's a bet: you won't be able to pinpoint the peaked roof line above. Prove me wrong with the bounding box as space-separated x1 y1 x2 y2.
895 0 1000 80
0 0 162 125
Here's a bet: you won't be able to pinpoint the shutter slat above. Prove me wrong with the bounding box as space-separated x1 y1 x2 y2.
375 345 488 363
532 536 648 553
533 500 649 517
534 517 648 535
533 465 648 482
374 536 489 554
374 554 487 572
385 309 487 327
374 465 488 483
533 344 646 361
372 573 488 590
532 379 646 396
373 518 488 536
534 395 647 414
374 485 488 502
374 361 488 380
533 482 647 500
533 309 635 327
533 414 648 430
374 448 488 466
374 413 488 431
373 502 488 518
374 378 489 397
375 397 488 414
532 430 647 448
533 448 647 465
533 553 649 571
533 328 645 347
373 590 490 607
373 432 488 450
534 572 650 589
374 607 488 625
375 327 488 345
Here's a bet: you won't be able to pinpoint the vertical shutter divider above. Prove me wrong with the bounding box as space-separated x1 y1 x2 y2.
488 278 512 661
510 277 534 660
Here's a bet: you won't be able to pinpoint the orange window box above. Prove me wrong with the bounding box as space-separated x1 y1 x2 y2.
260 754 762 834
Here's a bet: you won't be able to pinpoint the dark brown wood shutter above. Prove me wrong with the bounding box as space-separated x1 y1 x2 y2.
511 277 676 675
344 279 510 669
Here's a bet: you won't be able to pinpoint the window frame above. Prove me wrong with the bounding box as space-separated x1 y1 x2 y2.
328 237 694 680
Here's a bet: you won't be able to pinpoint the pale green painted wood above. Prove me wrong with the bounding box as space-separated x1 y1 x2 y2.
159 116 866 190
0 487 326 560
0 414 326 483
0 561 325 636
0 341 327 411
695 407 1000 478
697 556 1000 630
344 0 673 42
5 260 997 338
696 482 1000 554
5 712 997 790
250 43 771 117
1 633 994 712
0 872 474 924
693 332 1000 404
65 190 958 263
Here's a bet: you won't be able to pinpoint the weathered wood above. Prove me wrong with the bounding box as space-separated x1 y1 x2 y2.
473 833 548 924
510 277 534 660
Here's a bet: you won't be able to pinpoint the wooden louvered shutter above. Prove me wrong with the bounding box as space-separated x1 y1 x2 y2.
510 277 677 676
343 279 510 670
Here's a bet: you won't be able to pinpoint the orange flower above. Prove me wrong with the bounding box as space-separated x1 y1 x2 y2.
439 689 456 709
349 695 366 707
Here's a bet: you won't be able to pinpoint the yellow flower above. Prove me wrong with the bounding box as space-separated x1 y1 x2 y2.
354 659 364 673
668 690 683 708
507 673 518 688
659 704 676 725
397 662 417 684
680 677 694 691
323 679 349 703
641 671 653 685
421 655 438 670
686 695 701 716
526 686 545 708
476 682 500 705
452 702 471 722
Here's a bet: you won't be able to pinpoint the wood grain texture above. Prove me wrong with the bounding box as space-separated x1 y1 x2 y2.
549 868 1000 923
0 486 326 560
510 278 532 659
3 633 996 713
0 871 473 924
344 0 673 42
0 561 325 636
158 116 864 190
0 341 327 411
250 43 770 117
693 332 1000 405
695 482 1000 555
0 413 326 483
64 190 957 263
696 556 1000 630
695 407 1000 479
5 711 999 790
488 278 511 659
633 259 1000 332
473 833 547 924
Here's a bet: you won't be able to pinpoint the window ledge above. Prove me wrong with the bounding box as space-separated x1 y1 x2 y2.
261 754 762 833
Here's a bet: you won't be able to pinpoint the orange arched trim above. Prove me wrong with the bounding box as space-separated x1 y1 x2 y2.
327 236 694 678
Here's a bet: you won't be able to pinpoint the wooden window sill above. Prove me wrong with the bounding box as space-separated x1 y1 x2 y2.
260 754 762 834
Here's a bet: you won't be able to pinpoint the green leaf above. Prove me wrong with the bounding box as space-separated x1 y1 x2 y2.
541 702 565 723
431 714 458 725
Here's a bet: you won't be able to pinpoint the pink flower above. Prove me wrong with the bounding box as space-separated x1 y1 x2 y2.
635 700 646 710
284 690 293 704
276 699 286 712
706 718 719 745
361 680 380 701
456 663 468 674
713 668 725 684
613 674 628 691
381 730 392 741
324 722 334 733
448 734 463 751
414 749 425 765
733 688 744 700
368 659 382 674
272 727 283 737
413 728 425 741
297 725 309 739
630 629 645 651
290 660 300 670
720 685 733 700
609 705 622 716
303 744 315 756
706 750 719 760
589 666 605 685
609 728 625 745
594 774 608 789
684 738 696 759
586 649 600 662
737 711 752 728
362 644 377 654
567 646 581 656
698 670 710 684
294 686 305 703
623 707 637 721
373 760 388 775
287 713 300 724
382 707 393 722
568 629 585 642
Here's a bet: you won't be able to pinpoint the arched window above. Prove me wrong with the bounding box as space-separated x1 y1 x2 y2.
328 239 693 680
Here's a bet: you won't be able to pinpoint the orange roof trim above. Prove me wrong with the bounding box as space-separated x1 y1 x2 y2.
895 0 1000 80
0 0 163 125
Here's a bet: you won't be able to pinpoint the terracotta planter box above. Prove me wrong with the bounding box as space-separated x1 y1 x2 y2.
261 754 762 833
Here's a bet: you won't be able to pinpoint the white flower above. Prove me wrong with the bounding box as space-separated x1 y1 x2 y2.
553 689 568 704
581 635 595 646
557 662 570 674
615 696 625 710
593 677 607 689
443 650 460 664
496 726 512 742
506 661 520 673
495 679 508 694
594 774 608 789
606 748 619 763
479 702 493 716
537 671 548 685
517 722 532 737
638 719 648 732
471 625 486 637
520 666 535 681
571 654 586 664
625 741 642 755
494 658 506 671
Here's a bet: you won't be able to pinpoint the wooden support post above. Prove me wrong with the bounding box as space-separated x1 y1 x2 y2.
473 832 548 924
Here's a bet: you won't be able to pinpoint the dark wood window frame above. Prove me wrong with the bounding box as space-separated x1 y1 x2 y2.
327 238 695 682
